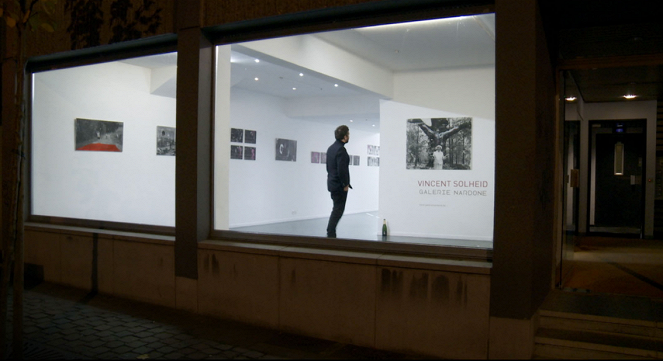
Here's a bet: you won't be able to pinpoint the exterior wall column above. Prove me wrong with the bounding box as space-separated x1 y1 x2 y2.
489 0 557 358
174 0 211 308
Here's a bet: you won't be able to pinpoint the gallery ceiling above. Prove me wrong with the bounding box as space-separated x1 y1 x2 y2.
120 14 495 133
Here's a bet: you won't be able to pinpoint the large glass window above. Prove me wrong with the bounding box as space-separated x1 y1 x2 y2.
214 14 496 247
31 52 178 228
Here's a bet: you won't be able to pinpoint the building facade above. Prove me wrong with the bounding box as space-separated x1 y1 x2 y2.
7 0 650 358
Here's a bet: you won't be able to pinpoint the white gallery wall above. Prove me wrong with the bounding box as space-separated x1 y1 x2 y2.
32 61 177 226
228 88 380 228
379 102 495 241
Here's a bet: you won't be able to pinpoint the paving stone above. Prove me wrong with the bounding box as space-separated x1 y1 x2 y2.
222 351 239 358
233 347 251 354
120 335 139 343
192 342 213 351
87 340 106 348
98 351 118 359
214 343 233 351
155 332 176 339
245 351 265 358
148 351 164 359
179 347 198 355
142 336 160 343
135 331 154 338
95 324 113 331
133 346 154 355
127 340 147 349
59 328 78 335
96 330 113 337
106 340 125 348
91 346 111 354
174 333 194 341
63 333 82 341
115 330 134 338
147 341 167 350
111 345 132 354
164 352 185 359
156 345 176 354
187 352 209 359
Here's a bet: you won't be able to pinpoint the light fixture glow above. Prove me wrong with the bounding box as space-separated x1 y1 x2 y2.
372 124 376 127
334 84 338 87
292 87 297 90
350 120 353 122
254 77 259 81
565 96 576 102
299 73 304 77
254 59 260 63
623 94 637 99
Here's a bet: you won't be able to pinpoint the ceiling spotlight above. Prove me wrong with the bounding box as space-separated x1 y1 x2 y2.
372 124 376 127
623 94 637 99
254 77 259 81
350 120 353 122
334 84 339 87
292 87 297 90
299 73 304 77
254 59 260 63
565 96 576 102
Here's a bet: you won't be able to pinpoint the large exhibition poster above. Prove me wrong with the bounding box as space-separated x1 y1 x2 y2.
379 100 495 241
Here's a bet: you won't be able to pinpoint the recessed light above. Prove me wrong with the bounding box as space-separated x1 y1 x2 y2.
350 120 353 122
299 73 304 77
623 94 637 99
372 124 376 127
292 87 297 90
334 84 338 87
565 96 576 102
254 59 260 63
254 77 259 81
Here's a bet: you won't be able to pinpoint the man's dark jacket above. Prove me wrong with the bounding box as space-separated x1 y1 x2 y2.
326 139 352 192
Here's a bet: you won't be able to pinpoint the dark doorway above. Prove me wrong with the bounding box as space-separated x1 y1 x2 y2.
589 120 646 237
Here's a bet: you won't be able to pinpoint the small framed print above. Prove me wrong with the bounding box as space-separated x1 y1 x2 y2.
244 146 256 160
231 128 244 143
245 130 257 144
311 151 320 163
231 145 243 159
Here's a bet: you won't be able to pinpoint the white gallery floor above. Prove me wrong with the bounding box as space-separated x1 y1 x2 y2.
231 211 493 249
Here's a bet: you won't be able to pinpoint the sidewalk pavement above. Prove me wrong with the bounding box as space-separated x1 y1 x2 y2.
4 282 422 360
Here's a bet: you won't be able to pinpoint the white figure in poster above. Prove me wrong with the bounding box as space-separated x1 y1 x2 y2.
433 145 445 169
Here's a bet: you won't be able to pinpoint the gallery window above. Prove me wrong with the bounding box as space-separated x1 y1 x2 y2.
30 52 178 228
213 14 496 247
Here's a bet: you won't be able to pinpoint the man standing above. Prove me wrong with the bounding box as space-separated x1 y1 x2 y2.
326 125 352 238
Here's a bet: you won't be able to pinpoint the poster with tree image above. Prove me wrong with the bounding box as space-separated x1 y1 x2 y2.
406 117 472 170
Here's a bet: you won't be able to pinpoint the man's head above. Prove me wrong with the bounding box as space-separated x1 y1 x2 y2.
335 125 350 143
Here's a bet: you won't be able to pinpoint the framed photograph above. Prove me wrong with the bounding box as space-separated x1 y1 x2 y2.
231 145 243 159
156 126 176 156
406 117 472 170
353 155 360 166
367 145 380 156
321 152 326 164
311 151 320 163
244 146 256 160
231 128 244 143
75 118 123 152
368 156 380 167
275 138 297 161
245 130 257 144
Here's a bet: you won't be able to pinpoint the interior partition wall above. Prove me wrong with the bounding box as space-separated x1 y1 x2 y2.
213 14 497 248
30 51 179 230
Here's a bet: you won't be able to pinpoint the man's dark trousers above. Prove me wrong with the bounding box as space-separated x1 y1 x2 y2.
326 190 347 238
